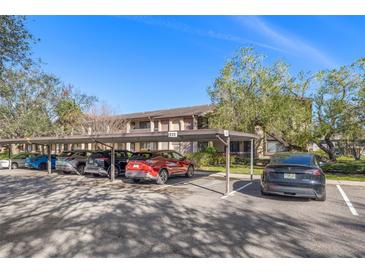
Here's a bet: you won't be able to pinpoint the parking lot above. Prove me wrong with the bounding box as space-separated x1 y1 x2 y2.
0 169 364 257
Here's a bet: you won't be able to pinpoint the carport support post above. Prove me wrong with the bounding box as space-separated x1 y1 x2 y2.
110 144 115 182
226 136 230 195
250 139 254 181
47 144 52 175
8 145 12 170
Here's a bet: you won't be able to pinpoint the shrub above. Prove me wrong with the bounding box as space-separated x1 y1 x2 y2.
186 148 263 168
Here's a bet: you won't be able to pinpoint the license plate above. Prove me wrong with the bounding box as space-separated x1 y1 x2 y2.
133 164 139 168
284 173 296 179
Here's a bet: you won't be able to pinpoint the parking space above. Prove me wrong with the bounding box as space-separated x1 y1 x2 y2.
0 169 364 257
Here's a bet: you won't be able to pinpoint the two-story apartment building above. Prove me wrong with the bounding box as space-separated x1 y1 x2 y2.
84 104 273 157
16 104 285 157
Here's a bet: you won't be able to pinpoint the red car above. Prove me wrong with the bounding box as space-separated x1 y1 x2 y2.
125 150 194 184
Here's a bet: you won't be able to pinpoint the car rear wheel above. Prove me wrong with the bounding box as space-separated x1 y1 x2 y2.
156 169 168 185
185 165 194 178
316 190 326 201
39 163 47 170
107 165 120 179
11 162 18 169
133 179 141 183
77 164 85 175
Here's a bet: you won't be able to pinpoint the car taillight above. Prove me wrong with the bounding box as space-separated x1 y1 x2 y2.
305 169 321 176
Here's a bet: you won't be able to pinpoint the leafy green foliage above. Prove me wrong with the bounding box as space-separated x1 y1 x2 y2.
208 47 365 161
311 58 365 160
0 16 97 139
0 16 35 72
208 48 312 151
321 159 365 174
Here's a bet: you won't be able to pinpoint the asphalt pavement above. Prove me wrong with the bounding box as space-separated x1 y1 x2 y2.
0 169 364 257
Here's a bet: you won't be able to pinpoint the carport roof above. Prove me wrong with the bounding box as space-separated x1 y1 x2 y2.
0 129 258 145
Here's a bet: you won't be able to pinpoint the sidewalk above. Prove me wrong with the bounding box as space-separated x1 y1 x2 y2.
196 170 365 187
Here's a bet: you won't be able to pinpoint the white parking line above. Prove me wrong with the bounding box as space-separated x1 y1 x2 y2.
336 184 359 216
221 182 253 199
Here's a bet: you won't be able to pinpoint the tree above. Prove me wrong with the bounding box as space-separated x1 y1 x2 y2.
0 16 98 140
0 68 59 138
311 58 365 161
0 68 97 139
208 48 312 152
85 103 126 135
0 16 35 73
54 85 97 135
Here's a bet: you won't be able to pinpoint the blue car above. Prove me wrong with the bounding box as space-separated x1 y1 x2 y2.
25 155 57 170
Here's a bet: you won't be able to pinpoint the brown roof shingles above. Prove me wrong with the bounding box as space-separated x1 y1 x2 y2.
113 104 214 120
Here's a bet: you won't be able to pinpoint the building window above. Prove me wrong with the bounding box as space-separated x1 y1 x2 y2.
140 142 157 151
184 118 193 130
230 141 240 153
170 119 180 131
154 121 158 131
266 140 286 154
139 121 150 129
161 120 169 131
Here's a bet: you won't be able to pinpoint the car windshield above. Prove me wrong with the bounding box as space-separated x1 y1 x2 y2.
270 154 313 166
130 152 158 160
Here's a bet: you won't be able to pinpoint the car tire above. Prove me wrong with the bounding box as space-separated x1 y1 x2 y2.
260 186 268 196
133 179 141 183
156 169 168 185
185 165 194 178
107 165 120 179
316 190 326 201
11 162 18 169
77 164 86 175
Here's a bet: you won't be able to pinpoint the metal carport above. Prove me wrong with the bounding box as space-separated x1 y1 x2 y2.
0 128 258 195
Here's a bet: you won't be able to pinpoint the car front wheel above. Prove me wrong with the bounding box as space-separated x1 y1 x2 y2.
185 165 194 178
77 164 85 175
156 169 168 185
11 162 18 169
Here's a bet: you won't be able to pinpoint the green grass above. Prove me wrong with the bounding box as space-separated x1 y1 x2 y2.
325 173 365 182
199 164 264 175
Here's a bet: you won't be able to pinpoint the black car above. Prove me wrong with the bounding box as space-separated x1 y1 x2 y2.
84 150 134 178
260 153 326 201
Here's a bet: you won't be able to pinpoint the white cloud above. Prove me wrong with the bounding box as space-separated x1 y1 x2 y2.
124 16 286 53
235 16 336 68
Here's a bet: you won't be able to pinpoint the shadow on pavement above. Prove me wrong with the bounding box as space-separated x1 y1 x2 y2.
0 172 364 257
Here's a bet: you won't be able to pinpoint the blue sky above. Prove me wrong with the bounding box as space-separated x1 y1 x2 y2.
26 16 365 114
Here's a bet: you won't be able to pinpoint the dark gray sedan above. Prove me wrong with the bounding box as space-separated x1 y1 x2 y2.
260 153 326 201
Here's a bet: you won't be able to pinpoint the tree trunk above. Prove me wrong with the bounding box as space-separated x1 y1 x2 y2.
352 144 364 160
316 138 337 162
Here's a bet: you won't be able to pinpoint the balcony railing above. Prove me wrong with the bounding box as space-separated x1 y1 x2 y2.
130 128 151 133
